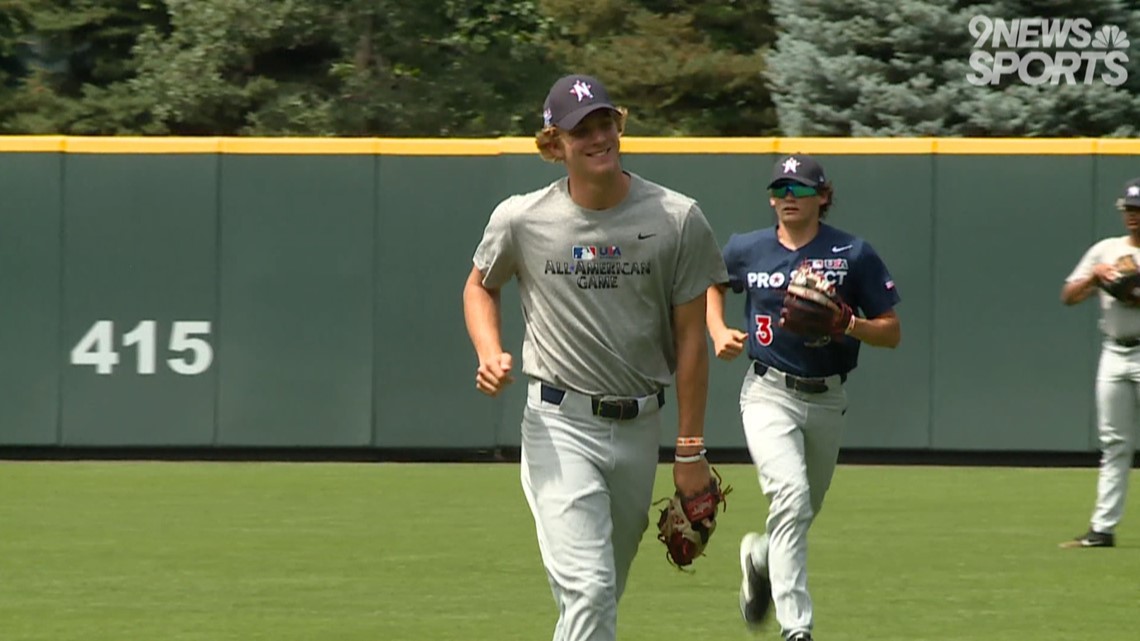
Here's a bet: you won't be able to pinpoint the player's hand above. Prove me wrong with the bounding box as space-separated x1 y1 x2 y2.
1094 263 1121 284
475 352 514 397
711 327 747 361
673 454 711 496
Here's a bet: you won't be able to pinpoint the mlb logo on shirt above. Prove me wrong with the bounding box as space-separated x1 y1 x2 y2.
885 280 895 290
810 259 825 269
572 246 597 260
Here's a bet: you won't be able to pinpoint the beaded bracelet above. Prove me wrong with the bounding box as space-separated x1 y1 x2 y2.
674 448 707 463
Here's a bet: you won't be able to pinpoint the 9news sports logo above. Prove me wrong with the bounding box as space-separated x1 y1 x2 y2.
966 16 1130 86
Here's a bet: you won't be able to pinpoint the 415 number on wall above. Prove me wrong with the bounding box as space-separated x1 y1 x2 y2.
70 320 213 375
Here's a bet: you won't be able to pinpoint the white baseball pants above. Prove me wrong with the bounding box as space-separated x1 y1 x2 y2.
519 379 662 641
740 364 847 640
1091 342 1140 534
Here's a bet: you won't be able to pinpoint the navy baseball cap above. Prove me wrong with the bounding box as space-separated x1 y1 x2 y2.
542 74 617 130
1121 177 1140 208
768 153 827 189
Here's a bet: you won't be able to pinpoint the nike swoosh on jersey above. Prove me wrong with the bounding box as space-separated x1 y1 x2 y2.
831 245 852 253
638 233 657 240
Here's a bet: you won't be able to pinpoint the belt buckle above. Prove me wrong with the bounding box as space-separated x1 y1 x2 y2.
756 360 831 394
592 397 640 420
617 399 639 420
787 374 827 394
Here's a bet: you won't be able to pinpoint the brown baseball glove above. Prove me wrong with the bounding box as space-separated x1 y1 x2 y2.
654 468 732 569
1100 255 1140 305
780 262 854 339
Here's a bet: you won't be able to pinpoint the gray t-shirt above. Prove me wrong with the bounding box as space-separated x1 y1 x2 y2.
473 172 729 396
1066 235 1140 338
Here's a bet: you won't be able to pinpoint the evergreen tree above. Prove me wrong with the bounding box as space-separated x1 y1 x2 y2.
29 1 1134 137
333 0 555 136
3 0 168 133
540 0 777 135
0 2 35 128
124 0 555 136
125 0 345 135
959 0 1140 136
767 0 1140 136
767 0 982 136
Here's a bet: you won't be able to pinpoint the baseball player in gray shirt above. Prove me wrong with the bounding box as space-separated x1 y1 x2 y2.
463 74 728 641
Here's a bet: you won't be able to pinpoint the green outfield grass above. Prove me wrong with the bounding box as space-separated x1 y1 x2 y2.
1 461 1136 641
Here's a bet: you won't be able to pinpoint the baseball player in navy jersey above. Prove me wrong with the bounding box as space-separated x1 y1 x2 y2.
462 74 728 641
706 154 901 641
1059 177 1140 549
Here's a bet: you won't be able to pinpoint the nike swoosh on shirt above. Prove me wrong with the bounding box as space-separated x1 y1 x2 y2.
831 245 852 253
638 233 657 240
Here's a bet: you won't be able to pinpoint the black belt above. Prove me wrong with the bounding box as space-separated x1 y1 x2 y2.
1113 337 1140 348
540 383 665 421
753 361 845 394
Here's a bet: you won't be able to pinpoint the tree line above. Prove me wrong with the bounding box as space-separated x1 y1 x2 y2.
1 0 1137 137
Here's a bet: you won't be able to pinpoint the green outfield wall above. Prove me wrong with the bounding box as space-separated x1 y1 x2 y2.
1 136 1135 453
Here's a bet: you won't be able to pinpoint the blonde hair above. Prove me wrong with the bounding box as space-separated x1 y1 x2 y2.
535 107 629 163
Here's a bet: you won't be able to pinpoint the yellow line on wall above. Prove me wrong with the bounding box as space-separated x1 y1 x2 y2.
771 138 939 154
64 137 224 154
0 136 1138 155
621 138 777 154
377 138 503 155
220 138 379 155
1095 139 1140 155
933 138 1102 154
0 136 67 152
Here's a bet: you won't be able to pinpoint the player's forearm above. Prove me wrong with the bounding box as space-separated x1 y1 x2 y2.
705 284 730 334
673 296 710 451
1061 275 1099 305
463 268 505 361
847 315 900 348
674 334 709 448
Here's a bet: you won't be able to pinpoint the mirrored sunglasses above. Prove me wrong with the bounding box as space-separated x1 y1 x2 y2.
769 184 819 199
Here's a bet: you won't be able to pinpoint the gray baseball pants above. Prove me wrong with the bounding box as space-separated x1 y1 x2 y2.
520 378 663 641
1091 342 1140 534
740 363 847 640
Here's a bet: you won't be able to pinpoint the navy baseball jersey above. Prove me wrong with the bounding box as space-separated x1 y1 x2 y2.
722 223 900 378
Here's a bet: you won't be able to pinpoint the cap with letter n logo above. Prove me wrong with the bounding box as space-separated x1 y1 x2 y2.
542 74 617 130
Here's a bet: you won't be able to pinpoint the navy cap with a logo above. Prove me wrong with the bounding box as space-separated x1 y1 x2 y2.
768 154 827 189
1121 177 1140 208
542 74 617 130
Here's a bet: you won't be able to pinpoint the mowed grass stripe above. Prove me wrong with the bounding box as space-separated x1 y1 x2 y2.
0 462 1135 641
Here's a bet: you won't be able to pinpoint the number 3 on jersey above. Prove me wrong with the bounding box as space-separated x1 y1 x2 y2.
754 314 774 346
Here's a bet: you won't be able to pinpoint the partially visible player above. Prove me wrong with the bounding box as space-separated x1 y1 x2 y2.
463 74 728 640
1059 177 1140 549
707 154 902 641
